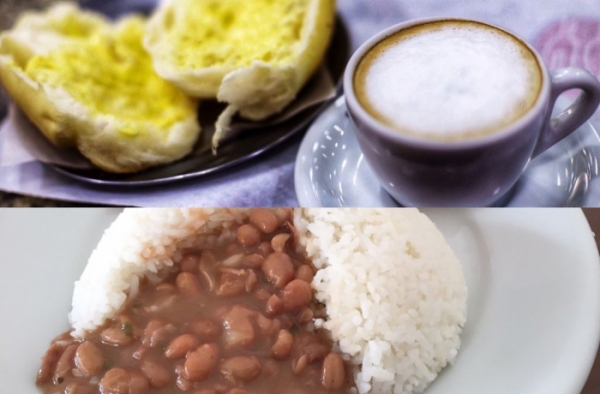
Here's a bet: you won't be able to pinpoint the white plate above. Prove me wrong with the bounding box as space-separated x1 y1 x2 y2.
295 96 600 207
0 208 598 394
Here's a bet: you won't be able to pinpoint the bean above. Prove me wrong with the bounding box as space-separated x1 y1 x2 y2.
226 389 248 394
141 361 171 388
155 283 175 292
183 343 218 382
74 341 103 377
321 353 346 391
132 345 148 360
298 307 314 324
101 326 134 347
246 270 259 292
280 280 313 311
222 306 256 349
180 255 199 272
37 343 64 384
99 368 149 394
176 272 202 295
144 293 177 314
258 241 273 256
295 265 315 283
242 253 264 269
217 269 248 297
142 320 177 348
53 343 78 384
249 209 279 234
293 333 330 363
266 295 284 316
262 252 294 289
176 375 194 391
256 314 281 337
220 356 262 382
237 224 261 247
292 354 309 376
194 390 218 394
262 360 281 378
271 330 294 360
165 334 199 359
64 383 96 394
189 318 221 342
271 233 291 252
254 288 271 301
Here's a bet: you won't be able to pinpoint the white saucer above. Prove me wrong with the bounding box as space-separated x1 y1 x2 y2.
295 96 600 207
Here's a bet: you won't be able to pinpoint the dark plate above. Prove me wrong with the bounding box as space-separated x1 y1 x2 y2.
50 0 350 187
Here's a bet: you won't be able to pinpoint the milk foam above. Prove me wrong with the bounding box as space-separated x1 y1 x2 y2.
355 22 541 140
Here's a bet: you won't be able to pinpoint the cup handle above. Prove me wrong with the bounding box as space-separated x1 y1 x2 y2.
532 67 600 158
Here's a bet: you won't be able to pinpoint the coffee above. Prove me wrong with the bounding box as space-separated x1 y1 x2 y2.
354 20 543 141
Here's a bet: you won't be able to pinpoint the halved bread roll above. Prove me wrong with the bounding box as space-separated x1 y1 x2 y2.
0 4 201 173
144 0 336 149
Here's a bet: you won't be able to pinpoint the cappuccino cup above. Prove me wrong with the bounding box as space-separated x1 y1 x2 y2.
344 18 600 206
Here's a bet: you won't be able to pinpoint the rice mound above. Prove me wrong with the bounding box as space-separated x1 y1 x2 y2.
295 208 468 394
69 208 249 337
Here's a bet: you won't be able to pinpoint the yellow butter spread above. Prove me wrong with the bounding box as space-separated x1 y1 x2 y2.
160 0 307 69
24 17 195 137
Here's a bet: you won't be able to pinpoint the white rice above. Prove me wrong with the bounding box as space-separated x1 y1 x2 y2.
295 208 467 394
69 208 467 394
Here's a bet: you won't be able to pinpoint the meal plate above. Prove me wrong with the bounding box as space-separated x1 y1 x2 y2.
0 208 598 393
42 0 350 187
295 96 600 207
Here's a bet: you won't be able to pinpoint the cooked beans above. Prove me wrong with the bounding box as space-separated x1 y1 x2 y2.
176 271 202 295
142 320 176 347
100 326 133 347
296 265 315 283
271 233 290 252
140 361 171 388
322 353 346 391
220 356 262 382
237 224 261 247
53 344 78 384
222 305 256 348
183 343 218 382
188 318 220 341
266 294 284 315
250 209 279 234
242 253 264 269
271 330 294 360
74 342 103 377
280 280 313 311
64 383 95 394
226 389 248 394
37 343 64 384
180 255 199 272
165 333 199 359
37 209 353 394
262 252 295 289
257 241 273 256
99 368 149 394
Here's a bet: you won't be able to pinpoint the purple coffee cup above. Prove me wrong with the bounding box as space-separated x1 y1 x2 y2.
344 17 600 207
